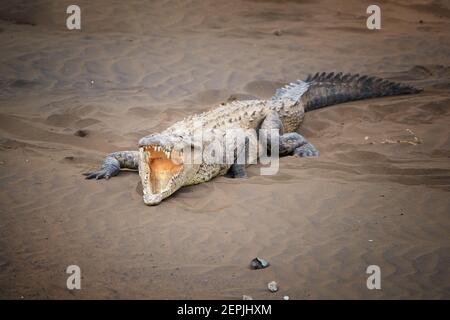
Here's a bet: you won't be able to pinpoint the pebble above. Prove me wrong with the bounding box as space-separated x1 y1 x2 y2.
268 281 278 293
272 29 282 36
250 257 270 270
243 295 253 300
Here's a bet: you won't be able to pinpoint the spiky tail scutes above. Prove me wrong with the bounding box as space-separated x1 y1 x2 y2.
273 72 423 112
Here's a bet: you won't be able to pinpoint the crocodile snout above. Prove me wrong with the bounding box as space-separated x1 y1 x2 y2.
143 193 163 206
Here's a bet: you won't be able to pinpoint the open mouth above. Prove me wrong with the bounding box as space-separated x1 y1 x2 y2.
141 145 184 197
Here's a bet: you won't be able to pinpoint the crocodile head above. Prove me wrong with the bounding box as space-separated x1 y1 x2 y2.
138 134 201 205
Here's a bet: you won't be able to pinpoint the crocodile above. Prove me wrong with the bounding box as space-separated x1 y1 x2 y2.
84 72 421 205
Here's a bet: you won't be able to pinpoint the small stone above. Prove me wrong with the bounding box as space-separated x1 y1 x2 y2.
272 29 282 36
283 296 289 300
365 136 369 140
250 257 270 270
268 281 278 293
90 80 95 85
243 295 253 300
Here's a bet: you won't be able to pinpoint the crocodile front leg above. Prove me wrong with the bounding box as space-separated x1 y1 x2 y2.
84 151 139 180
226 136 251 179
226 163 248 178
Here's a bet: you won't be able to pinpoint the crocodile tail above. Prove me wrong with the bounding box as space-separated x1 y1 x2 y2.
273 72 422 112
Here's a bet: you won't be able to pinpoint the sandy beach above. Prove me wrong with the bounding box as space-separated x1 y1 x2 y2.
0 0 449 299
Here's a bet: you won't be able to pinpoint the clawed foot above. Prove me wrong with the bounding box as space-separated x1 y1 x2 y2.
293 143 319 157
279 132 306 156
84 154 124 180
83 169 114 180
279 132 319 157
83 164 120 180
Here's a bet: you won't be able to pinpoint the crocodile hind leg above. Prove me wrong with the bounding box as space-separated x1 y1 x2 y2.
259 111 319 157
279 132 305 156
279 132 319 157
293 141 319 157
84 151 139 180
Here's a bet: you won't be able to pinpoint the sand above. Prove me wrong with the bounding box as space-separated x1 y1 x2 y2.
0 0 449 299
